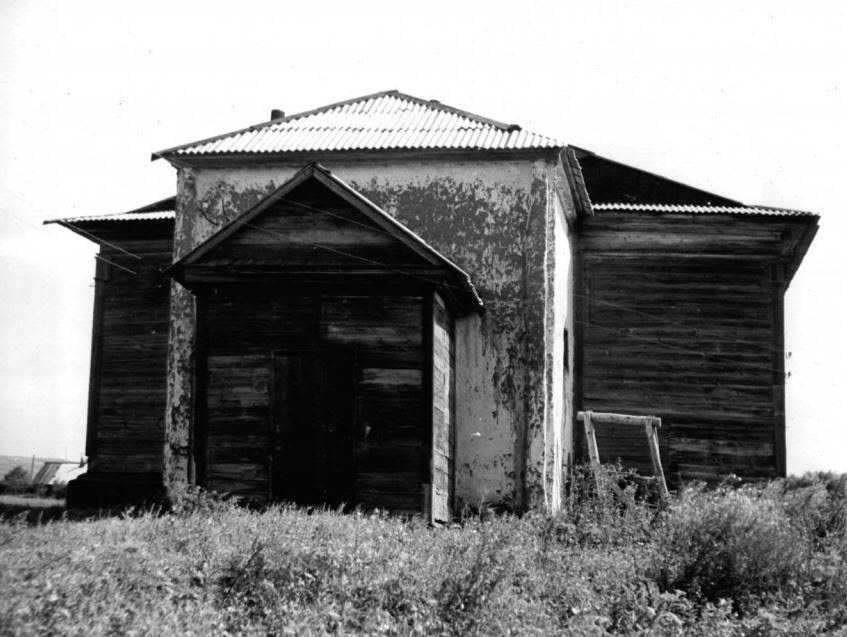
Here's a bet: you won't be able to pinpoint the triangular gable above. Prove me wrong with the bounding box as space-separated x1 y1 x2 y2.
171 164 482 311
571 146 741 206
152 90 562 159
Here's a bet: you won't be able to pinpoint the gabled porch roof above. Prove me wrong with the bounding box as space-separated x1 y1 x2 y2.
170 163 483 313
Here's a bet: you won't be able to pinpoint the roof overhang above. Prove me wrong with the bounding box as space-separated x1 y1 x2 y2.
44 197 176 245
591 202 820 287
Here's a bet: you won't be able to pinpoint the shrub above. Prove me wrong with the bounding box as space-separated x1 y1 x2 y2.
651 483 808 607
436 524 513 635
168 483 238 517
770 473 847 626
2 466 31 494
560 463 657 547
48 483 68 500
774 472 847 550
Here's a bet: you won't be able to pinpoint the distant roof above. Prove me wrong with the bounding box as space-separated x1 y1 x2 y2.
153 90 563 159
44 197 176 225
593 202 817 217
32 460 86 486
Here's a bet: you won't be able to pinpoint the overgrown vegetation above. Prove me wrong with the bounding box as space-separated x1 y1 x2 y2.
1 472 845 636
1 465 31 494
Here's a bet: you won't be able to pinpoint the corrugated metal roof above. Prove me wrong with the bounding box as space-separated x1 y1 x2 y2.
54 210 175 223
154 90 563 158
33 461 86 486
45 197 176 225
593 202 817 217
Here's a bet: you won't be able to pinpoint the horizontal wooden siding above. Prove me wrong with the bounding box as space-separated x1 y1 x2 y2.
201 290 425 509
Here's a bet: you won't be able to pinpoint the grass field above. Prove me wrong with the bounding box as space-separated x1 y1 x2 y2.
0 495 65 508
1 472 845 636
0 494 66 526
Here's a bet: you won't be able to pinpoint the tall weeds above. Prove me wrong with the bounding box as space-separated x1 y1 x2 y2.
1 470 845 635
651 482 808 606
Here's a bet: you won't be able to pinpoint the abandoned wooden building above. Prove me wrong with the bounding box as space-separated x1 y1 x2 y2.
47 91 818 518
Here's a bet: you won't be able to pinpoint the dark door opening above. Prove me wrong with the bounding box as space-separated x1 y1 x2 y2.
271 350 355 507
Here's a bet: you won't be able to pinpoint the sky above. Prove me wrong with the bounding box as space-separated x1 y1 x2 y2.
1 1 844 473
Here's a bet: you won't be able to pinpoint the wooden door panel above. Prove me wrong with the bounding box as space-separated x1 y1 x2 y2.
272 352 354 507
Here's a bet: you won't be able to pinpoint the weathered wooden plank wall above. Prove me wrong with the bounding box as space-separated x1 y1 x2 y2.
201 290 425 510
576 212 802 482
90 236 172 475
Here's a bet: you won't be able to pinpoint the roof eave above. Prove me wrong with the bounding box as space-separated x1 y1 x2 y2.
155 146 564 167
784 215 819 288
43 219 101 244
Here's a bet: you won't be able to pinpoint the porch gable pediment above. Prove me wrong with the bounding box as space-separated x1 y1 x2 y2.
170 163 482 312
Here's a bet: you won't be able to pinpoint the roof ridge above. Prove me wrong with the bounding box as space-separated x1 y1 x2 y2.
152 90 530 159
385 91 519 131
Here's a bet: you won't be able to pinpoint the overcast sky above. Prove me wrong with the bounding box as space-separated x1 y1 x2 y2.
1 1 844 473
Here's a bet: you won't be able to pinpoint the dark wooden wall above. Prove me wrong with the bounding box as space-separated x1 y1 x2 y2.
575 212 811 482
87 233 172 477
200 289 426 511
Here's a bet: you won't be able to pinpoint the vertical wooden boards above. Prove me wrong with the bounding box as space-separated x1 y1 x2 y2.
429 292 454 523
92 238 172 475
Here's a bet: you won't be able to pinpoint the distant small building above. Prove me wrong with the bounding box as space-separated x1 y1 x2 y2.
48 91 818 517
32 460 87 488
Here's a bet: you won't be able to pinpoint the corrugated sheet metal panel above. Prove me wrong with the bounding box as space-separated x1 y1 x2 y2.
45 197 177 225
158 91 563 157
593 203 816 217
32 462 86 485
50 210 175 224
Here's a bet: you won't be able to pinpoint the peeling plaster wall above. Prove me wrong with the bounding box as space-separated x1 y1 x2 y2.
552 193 575 504
163 168 197 491
164 155 577 510
525 178 575 512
